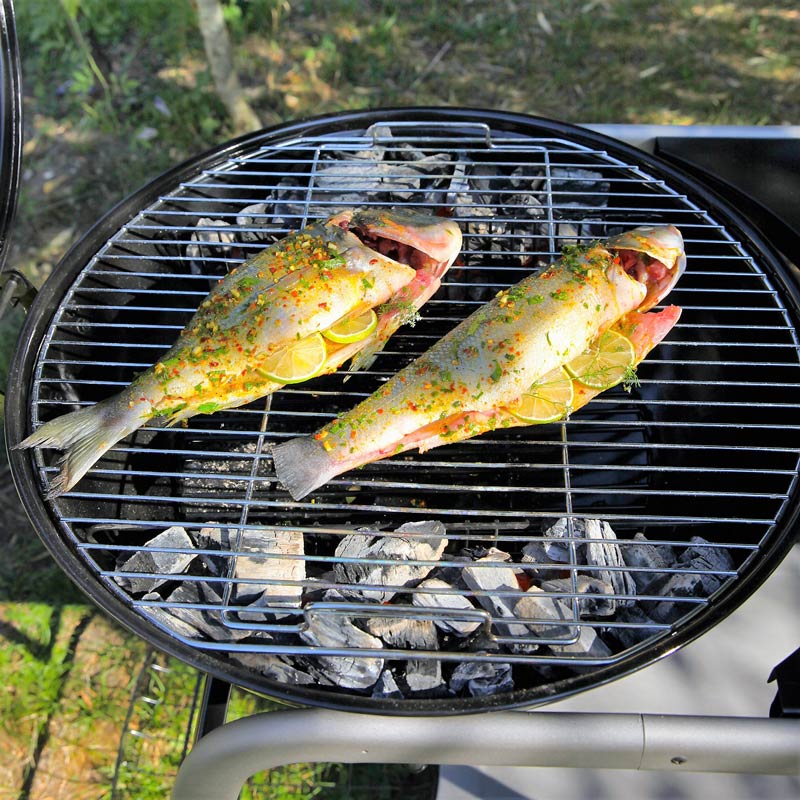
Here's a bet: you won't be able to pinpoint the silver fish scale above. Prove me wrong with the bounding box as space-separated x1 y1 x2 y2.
21 116 800 710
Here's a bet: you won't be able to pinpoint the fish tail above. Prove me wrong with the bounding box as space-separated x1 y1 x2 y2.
15 391 146 498
271 437 341 500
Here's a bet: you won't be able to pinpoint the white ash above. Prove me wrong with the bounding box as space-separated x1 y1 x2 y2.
373 669 404 699
196 525 305 606
300 611 384 690
461 560 529 639
514 586 579 639
539 575 617 618
583 519 636 606
621 533 677 591
449 661 514 698
114 526 196 594
333 520 447 602
412 577 483 637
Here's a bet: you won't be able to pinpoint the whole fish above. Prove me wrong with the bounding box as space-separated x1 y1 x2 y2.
18 208 462 497
273 226 685 499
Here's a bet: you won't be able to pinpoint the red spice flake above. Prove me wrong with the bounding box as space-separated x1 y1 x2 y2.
407 401 418 411
350 430 357 440
377 408 384 414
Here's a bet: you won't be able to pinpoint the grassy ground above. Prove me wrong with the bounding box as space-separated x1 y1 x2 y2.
2 1 798 797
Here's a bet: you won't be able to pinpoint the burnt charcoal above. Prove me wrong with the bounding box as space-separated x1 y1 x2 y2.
140 591 203 639
461 561 529 638
679 536 736 592
449 661 514 697
186 218 237 274
236 202 282 243
640 572 712 624
583 519 636 606
621 533 677 591
229 652 318 686
515 588 611 657
333 520 447 602
365 616 443 691
550 167 610 208
114 526 196 594
405 659 445 694
520 541 570 581
535 518 635 605
196 526 305 606
366 615 438 649
373 669 404 699
300 612 384 690
412 577 483 636
514 586 579 639
608 605 662 649
550 625 612 658
159 580 253 642
461 545 512 562
539 575 617 617
314 160 424 201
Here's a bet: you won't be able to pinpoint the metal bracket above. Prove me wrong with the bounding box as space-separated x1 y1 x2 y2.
769 646 800 718
0 269 36 317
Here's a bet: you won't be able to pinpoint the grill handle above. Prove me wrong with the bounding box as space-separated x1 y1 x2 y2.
171 709 800 799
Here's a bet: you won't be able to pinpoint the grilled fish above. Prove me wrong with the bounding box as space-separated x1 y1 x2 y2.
273 226 685 499
18 208 462 497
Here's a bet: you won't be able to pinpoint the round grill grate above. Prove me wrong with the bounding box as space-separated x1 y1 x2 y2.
9 110 800 713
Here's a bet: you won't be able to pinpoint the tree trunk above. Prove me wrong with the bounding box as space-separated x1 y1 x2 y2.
195 0 261 135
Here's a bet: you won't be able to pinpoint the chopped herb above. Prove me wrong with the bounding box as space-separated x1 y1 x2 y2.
550 289 568 301
197 401 222 414
622 364 640 393
526 294 545 305
489 361 503 382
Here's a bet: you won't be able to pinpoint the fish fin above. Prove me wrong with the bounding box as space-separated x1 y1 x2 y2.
346 339 386 374
15 395 143 498
271 436 339 500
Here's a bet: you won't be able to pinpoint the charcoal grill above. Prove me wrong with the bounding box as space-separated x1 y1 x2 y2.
0 0 798 783
7 107 800 720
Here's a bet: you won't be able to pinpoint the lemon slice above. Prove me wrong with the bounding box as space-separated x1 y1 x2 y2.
508 367 574 424
322 308 378 344
564 329 635 390
258 332 327 384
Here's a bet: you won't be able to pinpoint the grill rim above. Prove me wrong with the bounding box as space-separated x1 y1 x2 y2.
7 106 800 715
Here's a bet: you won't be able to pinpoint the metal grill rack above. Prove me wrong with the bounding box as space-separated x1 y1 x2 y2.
15 115 800 712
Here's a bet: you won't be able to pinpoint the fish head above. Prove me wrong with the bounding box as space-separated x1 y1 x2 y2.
604 225 686 312
326 207 462 280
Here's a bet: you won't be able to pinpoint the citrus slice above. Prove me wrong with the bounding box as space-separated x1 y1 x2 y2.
564 329 635 390
258 332 327 384
322 308 378 344
508 367 574 424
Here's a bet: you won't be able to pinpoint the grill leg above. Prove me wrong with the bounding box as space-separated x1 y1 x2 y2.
195 676 232 740
171 710 800 800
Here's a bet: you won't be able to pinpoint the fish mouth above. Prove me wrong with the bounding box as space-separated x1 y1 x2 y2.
606 225 686 311
332 207 462 278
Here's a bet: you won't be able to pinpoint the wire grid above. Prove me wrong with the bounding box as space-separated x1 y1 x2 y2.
25 120 800 691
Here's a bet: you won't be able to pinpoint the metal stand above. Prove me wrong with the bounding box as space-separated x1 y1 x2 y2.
170 709 800 800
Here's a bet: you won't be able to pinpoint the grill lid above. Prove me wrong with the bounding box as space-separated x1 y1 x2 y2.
8 109 800 714
0 0 21 274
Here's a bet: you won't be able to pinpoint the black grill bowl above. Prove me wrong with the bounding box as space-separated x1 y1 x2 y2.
7 109 800 714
